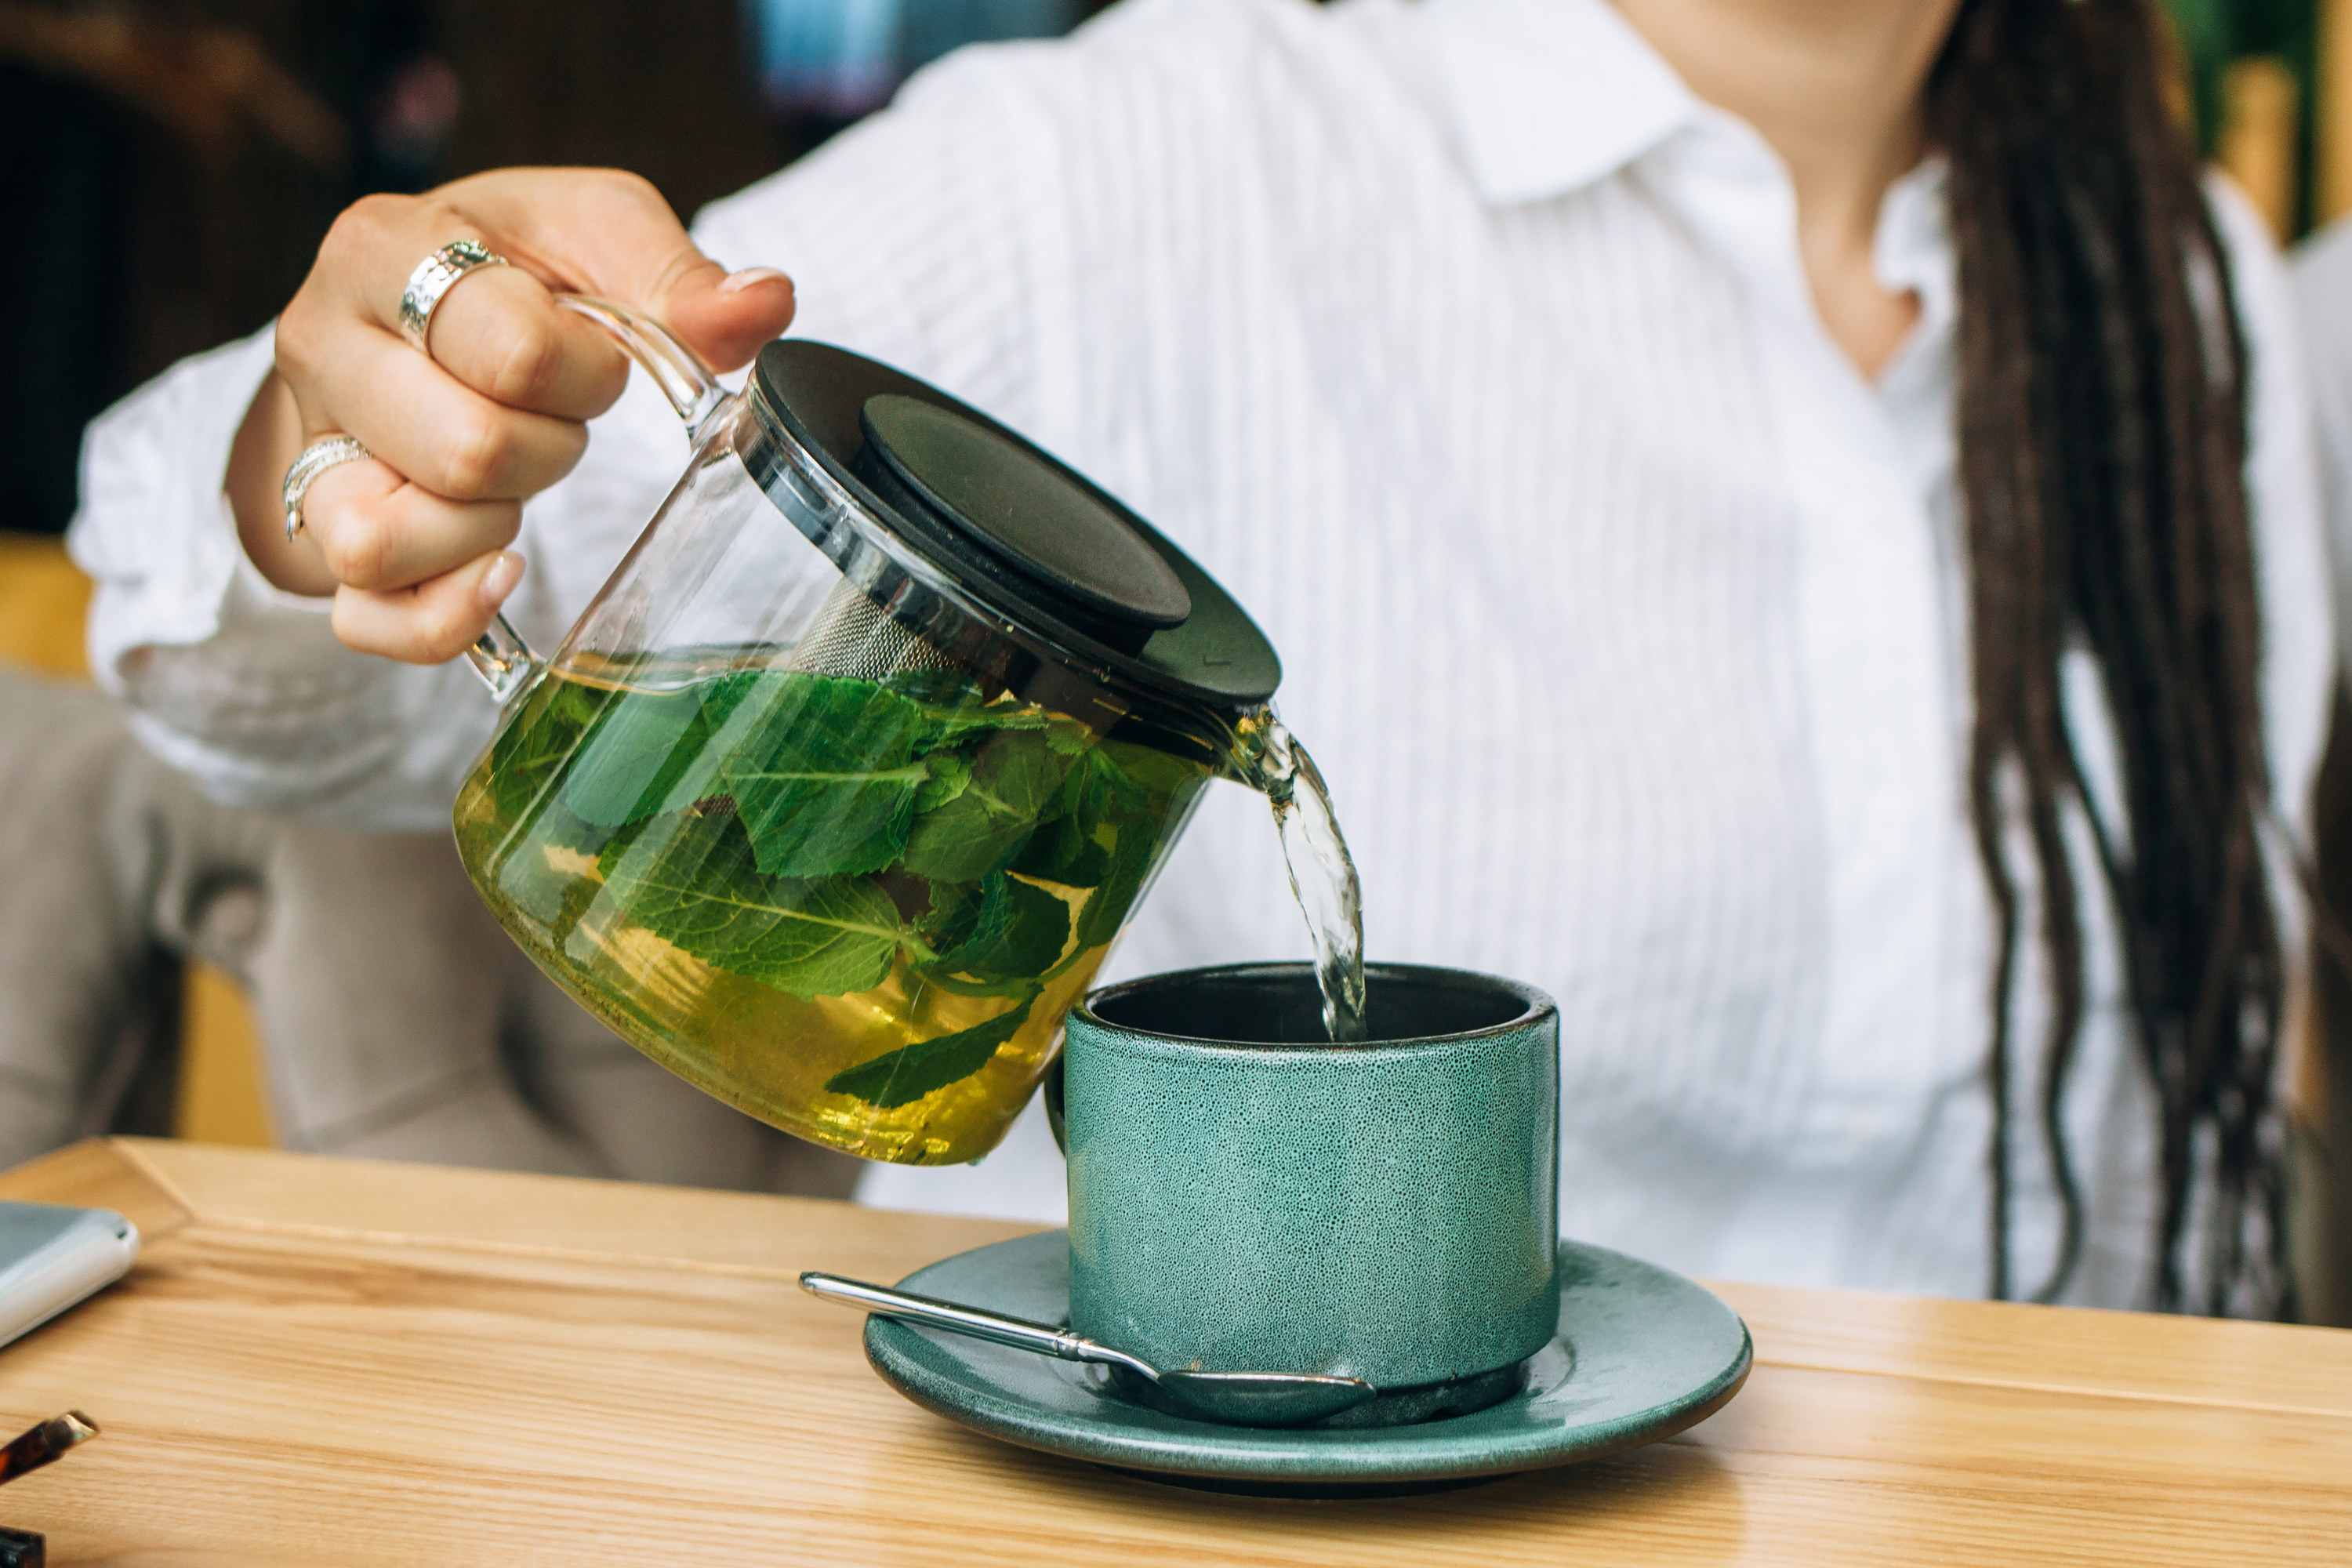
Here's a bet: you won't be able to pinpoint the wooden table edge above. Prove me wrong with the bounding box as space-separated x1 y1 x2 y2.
0 1137 194 1242
9 1137 2351 1428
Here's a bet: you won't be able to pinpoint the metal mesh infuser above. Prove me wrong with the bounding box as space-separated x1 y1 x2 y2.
784 577 960 683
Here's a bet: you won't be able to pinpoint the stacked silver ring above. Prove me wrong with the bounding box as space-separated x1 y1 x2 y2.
281 436 371 541
282 240 509 543
397 238 509 355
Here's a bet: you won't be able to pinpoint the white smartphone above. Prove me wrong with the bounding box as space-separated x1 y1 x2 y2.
0 1203 138 1351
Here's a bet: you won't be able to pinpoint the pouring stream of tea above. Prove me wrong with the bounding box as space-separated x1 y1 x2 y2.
1229 708 1367 1043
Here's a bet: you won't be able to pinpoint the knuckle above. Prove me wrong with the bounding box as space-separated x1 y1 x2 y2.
321 194 409 262
581 342 630 410
327 594 379 659
436 412 513 499
317 507 393 589
274 295 329 377
415 595 480 662
594 169 663 212
647 247 705 310
481 499 524 550
485 315 566 407
545 423 589 482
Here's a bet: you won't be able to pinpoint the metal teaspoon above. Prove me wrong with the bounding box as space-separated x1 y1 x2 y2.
798 1272 1377 1427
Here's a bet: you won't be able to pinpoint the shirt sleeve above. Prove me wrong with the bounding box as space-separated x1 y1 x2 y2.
66 328 463 830
64 304 704 829
2205 177 2336 1010
2213 181 2335 837
2291 216 2352 695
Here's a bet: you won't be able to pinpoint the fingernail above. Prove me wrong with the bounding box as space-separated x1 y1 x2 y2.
480 550 524 609
717 266 789 296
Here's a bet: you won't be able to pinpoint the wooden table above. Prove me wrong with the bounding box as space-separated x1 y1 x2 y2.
0 1138 2345 1564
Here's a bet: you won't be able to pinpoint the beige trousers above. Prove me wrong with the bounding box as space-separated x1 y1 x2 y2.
0 669 856 1198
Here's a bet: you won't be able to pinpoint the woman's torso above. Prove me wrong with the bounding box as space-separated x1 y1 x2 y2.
521 0 2332 1303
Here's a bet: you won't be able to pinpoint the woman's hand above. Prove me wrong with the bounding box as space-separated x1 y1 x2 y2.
223 167 796 662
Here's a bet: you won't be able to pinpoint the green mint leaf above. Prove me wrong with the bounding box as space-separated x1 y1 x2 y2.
728 756 930 878
601 811 906 999
914 751 972 812
490 803 618 942
559 686 713 826
913 876 983 953
913 702 1051 750
1009 811 1111 888
632 669 770 813
898 728 1069 882
1058 746 1148 839
922 871 1069 985
918 876 1001 967
1073 819 1160 949
699 673 937 879
822 993 1036 1109
1098 735 1216 800
491 676 611 821
882 667 987 706
884 668 1053 752
493 668 1214 1022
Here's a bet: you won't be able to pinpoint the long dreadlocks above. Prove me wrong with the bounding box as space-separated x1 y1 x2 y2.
1929 0 2286 1315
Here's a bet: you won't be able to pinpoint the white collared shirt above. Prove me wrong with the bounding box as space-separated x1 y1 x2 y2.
70 0 2332 1304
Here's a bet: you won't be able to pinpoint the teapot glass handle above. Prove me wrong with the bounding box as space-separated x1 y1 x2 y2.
464 294 731 704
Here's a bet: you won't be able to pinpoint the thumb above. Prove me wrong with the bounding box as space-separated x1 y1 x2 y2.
445 167 796 374
654 262 797 375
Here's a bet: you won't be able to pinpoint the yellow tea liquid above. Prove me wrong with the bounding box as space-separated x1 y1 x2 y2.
454 659 1211 1163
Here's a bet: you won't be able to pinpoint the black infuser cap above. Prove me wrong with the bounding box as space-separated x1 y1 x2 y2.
747 340 1281 707
857 394 1192 638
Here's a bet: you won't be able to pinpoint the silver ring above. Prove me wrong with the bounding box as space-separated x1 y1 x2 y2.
397 238 508 356
282 436 372 542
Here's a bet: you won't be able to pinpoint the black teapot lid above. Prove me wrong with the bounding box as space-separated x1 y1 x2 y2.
749 340 1280 707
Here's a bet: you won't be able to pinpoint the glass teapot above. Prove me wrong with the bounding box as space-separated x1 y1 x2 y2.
451 300 1280 1165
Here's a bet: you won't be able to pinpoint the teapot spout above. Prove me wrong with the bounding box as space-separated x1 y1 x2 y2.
468 611 543 707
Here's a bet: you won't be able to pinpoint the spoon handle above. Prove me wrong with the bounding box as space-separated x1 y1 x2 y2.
798 1272 1152 1377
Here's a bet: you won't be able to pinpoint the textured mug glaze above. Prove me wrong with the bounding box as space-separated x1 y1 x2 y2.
1062 964 1559 1392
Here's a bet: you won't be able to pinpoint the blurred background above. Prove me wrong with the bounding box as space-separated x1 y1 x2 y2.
0 0 2343 1155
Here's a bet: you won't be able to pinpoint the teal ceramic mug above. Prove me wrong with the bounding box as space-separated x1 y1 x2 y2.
1061 963 1559 1423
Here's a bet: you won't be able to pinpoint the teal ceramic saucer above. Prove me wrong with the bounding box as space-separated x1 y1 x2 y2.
862 1231 1751 1496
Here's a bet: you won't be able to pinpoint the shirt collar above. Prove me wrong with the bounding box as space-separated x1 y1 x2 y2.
1875 155 1951 310
1421 0 1705 206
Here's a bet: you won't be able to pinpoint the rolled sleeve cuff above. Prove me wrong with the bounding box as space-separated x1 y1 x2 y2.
65 325 493 829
